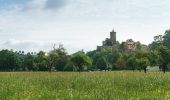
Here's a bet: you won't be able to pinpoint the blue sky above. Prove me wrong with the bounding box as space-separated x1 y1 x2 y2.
0 0 170 53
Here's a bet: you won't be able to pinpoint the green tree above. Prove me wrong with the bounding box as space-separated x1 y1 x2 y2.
163 29 170 48
115 57 126 70
35 51 48 71
136 41 142 50
139 58 150 73
127 54 136 71
119 42 126 52
148 50 159 67
71 51 92 72
104 38 112 46
0 50 21 71
96 57 108 71
47 44 68 71
149 35 163 50
158 45 170 73
64 61 76 71
24 52 36 71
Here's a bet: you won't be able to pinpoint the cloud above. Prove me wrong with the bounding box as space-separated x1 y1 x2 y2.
0 0 170 54
1 39 50 52
45 0 66 10
22 0 67 12
0 39 96 54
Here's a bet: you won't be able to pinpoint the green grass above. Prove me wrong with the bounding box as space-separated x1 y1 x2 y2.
0 71 170 100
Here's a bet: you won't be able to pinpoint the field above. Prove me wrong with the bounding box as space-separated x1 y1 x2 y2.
0 71 170 100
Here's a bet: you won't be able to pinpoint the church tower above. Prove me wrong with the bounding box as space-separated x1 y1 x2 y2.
110 29 116 45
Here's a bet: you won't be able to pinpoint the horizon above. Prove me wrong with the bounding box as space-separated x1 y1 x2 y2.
0 0 170 53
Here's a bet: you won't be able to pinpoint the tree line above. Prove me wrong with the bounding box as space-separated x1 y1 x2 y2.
0 29 170 73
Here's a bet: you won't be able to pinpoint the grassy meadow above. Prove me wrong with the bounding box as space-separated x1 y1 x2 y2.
0 71 170 100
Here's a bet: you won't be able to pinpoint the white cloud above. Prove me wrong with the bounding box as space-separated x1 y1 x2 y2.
0 0 170 53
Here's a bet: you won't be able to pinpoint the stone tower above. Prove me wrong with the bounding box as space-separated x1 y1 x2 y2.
110 29 116 45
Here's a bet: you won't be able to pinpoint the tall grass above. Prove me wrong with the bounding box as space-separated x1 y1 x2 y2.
0 71 170 100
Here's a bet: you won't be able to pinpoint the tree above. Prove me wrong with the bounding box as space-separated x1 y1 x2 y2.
119 42 126 52
96 57 108 71
24 52 36 71
149 35 163 50
71 51 92 72
47 44 68 71
0 50 21 71
35 51 48 71
136 41 142 50
115 57 126 70
148 50 159 67
103 38 112 46
163 29 170 48
127 54 136 71
158 45 170 73
135 58 149 73
64 61 76 71
139 58 150 73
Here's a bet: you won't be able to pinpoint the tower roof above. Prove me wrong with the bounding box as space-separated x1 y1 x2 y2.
111 28 116 32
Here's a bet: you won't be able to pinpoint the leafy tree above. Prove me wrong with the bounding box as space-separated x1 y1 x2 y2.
24 52 36 71
0 50 20 71
136 41 142 50
149 35 163 50
35 51 48 71
139 58 150 73
96 57 108 71
163 29 170 48
47 44 68 71
148 50 159 67
71 51 92 72
127 54 136 71
64 61 76 71
115 57 126 70
119 42 126 52
158 45 170 73
103 38 112 46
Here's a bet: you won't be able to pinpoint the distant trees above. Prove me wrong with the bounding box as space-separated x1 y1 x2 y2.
1 29 170 73
0 50 20 71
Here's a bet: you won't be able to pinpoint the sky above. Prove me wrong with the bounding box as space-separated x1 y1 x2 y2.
0 0 170 54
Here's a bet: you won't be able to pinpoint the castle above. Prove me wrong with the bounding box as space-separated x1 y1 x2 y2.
97 29 118 50
97 29 147 52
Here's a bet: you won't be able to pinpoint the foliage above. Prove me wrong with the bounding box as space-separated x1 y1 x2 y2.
35 51 48 71
103 38 112 46
1 29 170 73
95 57 108 70
147 50 159 67
0 50 20 71
158 45 170 73
163 29 170 48
126 54 136 71
71 51 92 71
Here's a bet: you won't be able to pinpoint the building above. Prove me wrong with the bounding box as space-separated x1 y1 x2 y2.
97 29 148 52
97 29 117 50
125 39 136 52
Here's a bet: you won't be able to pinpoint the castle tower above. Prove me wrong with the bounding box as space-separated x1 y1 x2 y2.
110 29 116 44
